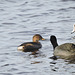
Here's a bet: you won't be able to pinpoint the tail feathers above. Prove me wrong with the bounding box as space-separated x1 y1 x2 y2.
17 46 24 50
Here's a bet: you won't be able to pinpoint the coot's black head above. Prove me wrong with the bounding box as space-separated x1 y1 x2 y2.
50 35 57 44
50 35 58 49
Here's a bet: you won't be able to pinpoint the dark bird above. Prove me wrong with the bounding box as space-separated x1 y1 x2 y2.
50 35 75 60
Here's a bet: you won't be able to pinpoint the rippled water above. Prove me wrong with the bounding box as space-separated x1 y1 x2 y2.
0 0 75 75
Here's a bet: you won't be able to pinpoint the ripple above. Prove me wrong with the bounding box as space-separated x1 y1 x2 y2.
0 53 9 55
1 64 10 67
20 2 28 6
17 72 32 74
0 73 12 75
69 7 75 9
59 8 69 12
0 9 5 11
17 13 31 17
8 68 18 71
5 0 16 3
29 14 42 18
2 23 16 25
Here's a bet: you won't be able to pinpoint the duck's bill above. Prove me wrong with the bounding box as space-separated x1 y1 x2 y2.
42 38 45 40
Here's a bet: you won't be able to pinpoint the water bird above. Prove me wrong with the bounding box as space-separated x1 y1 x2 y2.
50 35 75 59
18 34 45 54
71 24 75 34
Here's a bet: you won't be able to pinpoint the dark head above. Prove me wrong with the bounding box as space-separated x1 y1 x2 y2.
50 35 58 49
33 34 45 42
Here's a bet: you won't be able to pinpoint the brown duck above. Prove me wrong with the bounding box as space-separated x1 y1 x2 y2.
18 34 45 54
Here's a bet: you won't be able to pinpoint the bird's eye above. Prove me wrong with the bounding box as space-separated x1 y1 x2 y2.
36 36 38 38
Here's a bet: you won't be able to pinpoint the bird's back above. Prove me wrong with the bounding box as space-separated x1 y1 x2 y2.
54 43 75 59
19 42 42 52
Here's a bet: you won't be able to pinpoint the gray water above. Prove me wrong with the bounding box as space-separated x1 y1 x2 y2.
0 0 75 75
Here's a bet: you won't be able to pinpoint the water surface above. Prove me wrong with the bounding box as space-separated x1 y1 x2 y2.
0 0 75 75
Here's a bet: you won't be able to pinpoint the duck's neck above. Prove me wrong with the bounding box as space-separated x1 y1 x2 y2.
51 41 58 49
33 41 39 42
50 35 58 50
33 39 39 42
53 42 58 49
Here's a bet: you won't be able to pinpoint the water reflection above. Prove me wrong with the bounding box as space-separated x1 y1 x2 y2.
50 55 75 64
